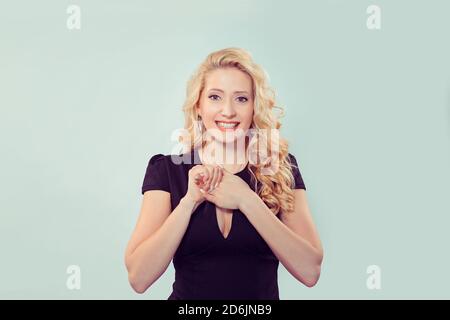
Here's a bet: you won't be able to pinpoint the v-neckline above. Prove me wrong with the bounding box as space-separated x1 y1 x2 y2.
215 207 235 240
190 147 249 241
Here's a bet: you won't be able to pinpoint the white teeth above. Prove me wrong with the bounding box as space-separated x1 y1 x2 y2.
216 122 239 128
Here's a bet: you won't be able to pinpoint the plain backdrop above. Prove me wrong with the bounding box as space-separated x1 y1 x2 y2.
0 0 449 299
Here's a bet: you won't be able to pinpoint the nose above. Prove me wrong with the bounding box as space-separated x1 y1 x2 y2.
221 99 237 118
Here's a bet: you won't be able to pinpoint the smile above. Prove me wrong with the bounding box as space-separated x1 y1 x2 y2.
215 121 240 131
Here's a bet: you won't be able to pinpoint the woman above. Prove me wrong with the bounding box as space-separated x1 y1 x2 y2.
125 48 323 299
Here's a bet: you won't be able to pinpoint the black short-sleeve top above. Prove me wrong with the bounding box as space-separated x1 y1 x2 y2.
141 148 306 300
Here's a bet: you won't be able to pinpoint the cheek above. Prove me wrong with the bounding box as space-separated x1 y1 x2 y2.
201 109 222 129
240 105 254 124
203 107 219 121
199 100 218 119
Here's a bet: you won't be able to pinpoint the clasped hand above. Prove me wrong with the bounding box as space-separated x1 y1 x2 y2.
187 164 252 210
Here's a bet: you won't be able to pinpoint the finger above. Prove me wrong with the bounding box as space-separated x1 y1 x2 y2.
218 167 224 185
202 166 213 191
194 172 205 186
209 167 220 192
212 167 223 189
202 191 214 203
222 167 232 175
199 171 209 193
215 166 223 187
196 172 205 183
202 167 210 187
194 172 203 181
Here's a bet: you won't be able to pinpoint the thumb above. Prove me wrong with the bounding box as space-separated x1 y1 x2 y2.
201 190 214 202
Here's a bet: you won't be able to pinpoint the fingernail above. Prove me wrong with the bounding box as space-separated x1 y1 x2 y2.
214 183 218 188
200 189 205 193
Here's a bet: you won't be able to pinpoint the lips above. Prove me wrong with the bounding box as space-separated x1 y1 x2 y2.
215 121 240 131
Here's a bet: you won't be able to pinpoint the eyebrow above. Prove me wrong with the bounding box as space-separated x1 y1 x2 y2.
207 88 250 95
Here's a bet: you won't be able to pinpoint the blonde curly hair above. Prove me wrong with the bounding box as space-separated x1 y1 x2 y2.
179 47 298 215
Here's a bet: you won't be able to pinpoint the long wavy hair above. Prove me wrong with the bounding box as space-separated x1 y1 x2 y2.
179 47 298 216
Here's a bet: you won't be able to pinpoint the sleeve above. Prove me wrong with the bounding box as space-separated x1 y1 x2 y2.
288 153 307 190
141 154 171 194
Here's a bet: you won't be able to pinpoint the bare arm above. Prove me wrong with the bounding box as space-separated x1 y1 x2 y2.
125 191 198 293
124 164 223 294
239 189 323 287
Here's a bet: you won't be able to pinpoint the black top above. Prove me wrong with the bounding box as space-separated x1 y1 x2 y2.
141 148 306 300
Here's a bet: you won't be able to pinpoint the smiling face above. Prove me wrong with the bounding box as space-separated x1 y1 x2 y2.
197 67 254 144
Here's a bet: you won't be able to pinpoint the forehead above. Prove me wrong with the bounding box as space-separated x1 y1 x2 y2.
204 68 253 93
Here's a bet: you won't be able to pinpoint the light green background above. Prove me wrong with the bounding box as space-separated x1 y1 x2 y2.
1 0 449 299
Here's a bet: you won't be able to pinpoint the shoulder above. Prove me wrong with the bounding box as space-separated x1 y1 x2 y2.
141 151 194 195
286 152 299 166
286 152 306 190
147 151 195 169
286 152 301 174
144 154 170 173
148 153 167 165
147 153 180 164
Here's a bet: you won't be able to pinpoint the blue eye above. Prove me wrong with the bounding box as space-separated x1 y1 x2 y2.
208 94 221 101
236 96 248 103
